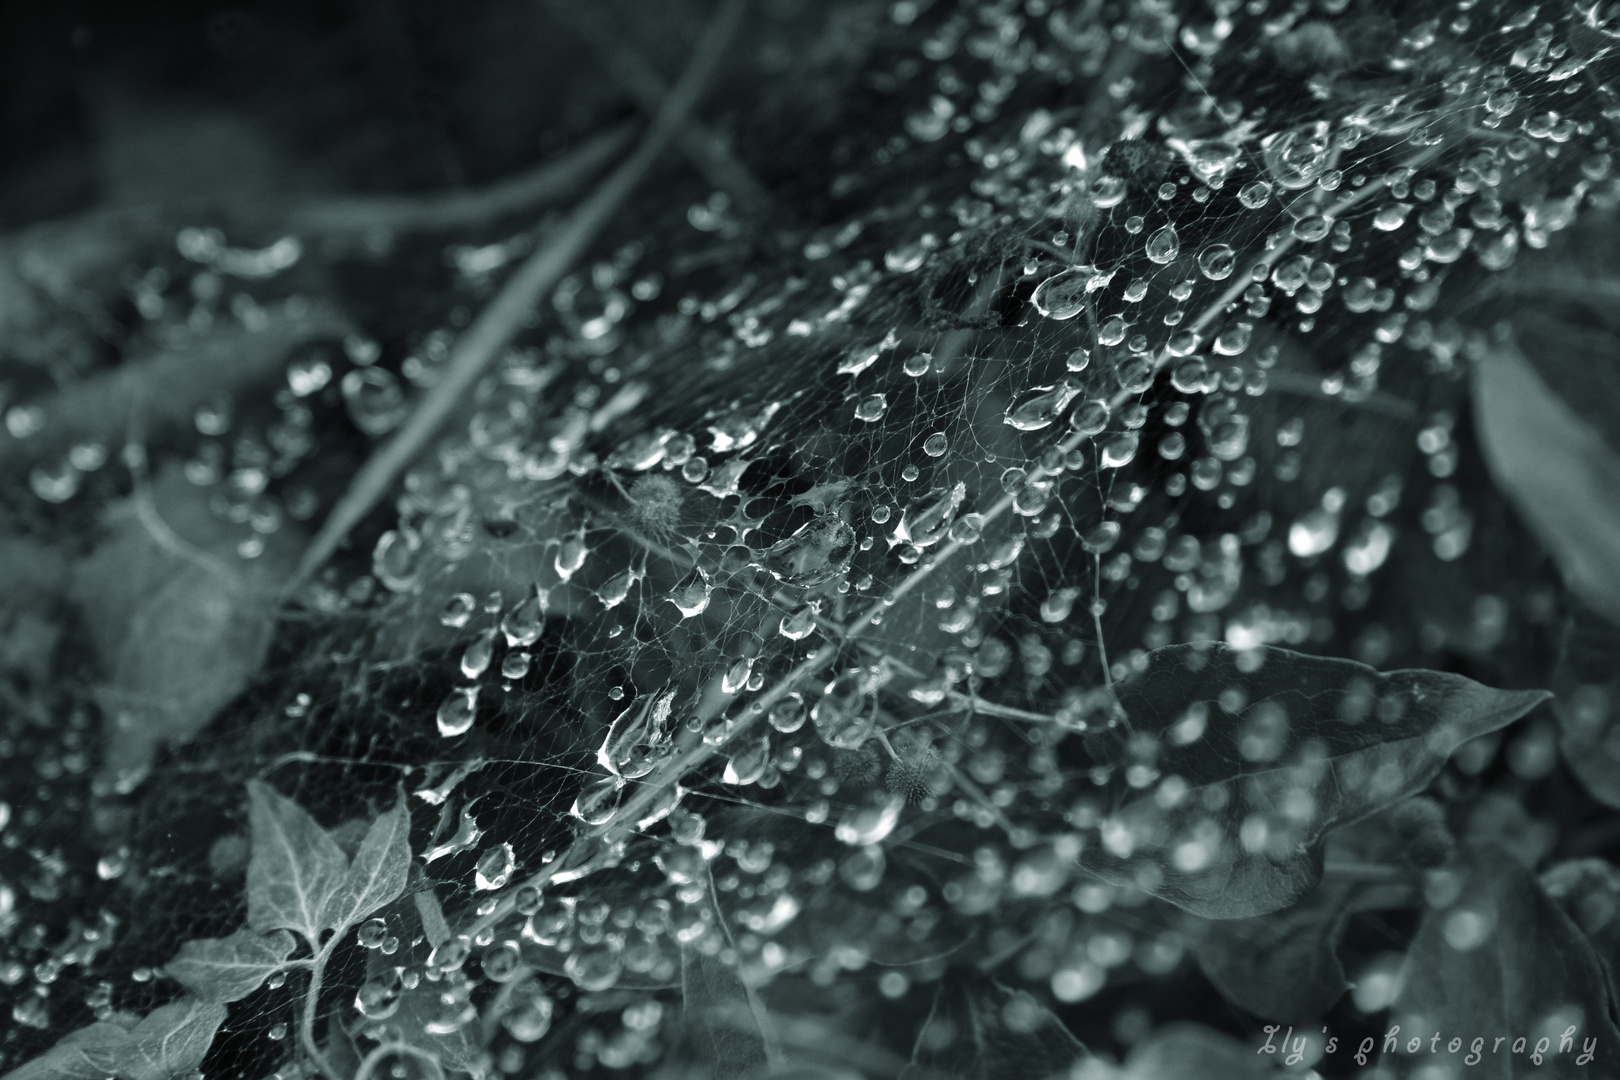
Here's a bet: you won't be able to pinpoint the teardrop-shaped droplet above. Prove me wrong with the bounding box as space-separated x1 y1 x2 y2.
441 592 476 628
1098 315 1128 346
596 569 634 609
475 842 515 890
461 628 497 679
1069 399 1111 437
1374 203 1411 231
555 531 589 581
1196 244 1235 280
1081 521 1121 553
854 394 889 422
1004 380 1082 432
812 671 876 750
1212 321 1253 356
501 651 531 680
1031 266 1113 320
1100 433 1140 468
780 606 816 640
890 482 966 549
722 735 770 786
1145 225 1180 265
437 687 479 737
570 777 624 826
722 657 755 694
501 595 545 647
769 694 807 733
668 569 711 618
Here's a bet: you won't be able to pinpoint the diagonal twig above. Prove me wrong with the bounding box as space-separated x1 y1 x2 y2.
540 0 775 217
288 0 752 595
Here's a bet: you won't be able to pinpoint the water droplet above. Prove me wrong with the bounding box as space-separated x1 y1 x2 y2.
596 569 635 609
1066 347 1091 372
565 945 622 992
1081 522 1121 554
835 794 904 846
780 606 816 641
854 394 889 422
1091 176 1127 207
570 778 625 826
96 849 127 880
922 432 949 457
287 352 332 396
722 735 770 785
1212 321 1253 356
1100 433 1139 468
1031 266 1114 320
357 918 388 948
1145 225 1181 264
1289 492 1344 557
501 594 545 646
813 671 877 749
1292 215 1331 242
460 628 497 680
476 843 515 890
1261 122 1331 190
437 687 479 737
1374 203 1411 231
373 528 423 592
1196 244 1236 280
1238 180 1272 209
1004 380 1082 431
1070 400 1110 436
903 352 932 376
341 367 408 436
763 514 856 587
1098 315 1128 346
555 531 589 581
769 694 807 732
1041 587 1082 623
948 513 985 545
481 940 524 982
1477 228 1519 270
503 987 554 1042
722 657 755 694
890 482 966 549
355 970 405 1020
441 593 476 628
884 237 934 273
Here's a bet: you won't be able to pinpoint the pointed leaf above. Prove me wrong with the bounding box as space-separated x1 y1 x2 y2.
679 941 775 1080
0 1024 137 1080
1188 808 1420 1021
1079 644 1547 918
907 976 1085 1080
1472 337 1620 626
323 795 411 931
125 998 228 1080
1118 1022 1278 1079
164 928 297 1004
245 780 349 942
1385 846 1620 1077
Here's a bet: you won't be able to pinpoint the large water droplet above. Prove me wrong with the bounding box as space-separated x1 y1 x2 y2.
890 482 966 549
555 531 589 581
461 628 497 679
779 606 816 641
342 367 408 436
763 514 856 587
813 671 877 749
1031 266 1114 320
1004 380 1082 431
501 594 545 647
835 793 904 845
722 735 770 785
1238 180 1272 209
1091 176 1127 207
1145 225 1181 264
475 843 515 890
1197 244 1236 280
570 778 625 826
437 687 479 737
1070 400 1111 437
373 528 423 592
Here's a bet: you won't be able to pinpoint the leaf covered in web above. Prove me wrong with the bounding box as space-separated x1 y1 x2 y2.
1112 1022 1278 1079
1186 805 1423 1022
0 998 227 1080
321 792 412 932
676 938 777 1080
163 927 297 1004
907 976 1085 1080
1384 845 1620 1077
245 780 351 943
1078 643 1546 918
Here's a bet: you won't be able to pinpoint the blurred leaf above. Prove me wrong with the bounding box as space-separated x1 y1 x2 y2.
1552 604 1620 809
679 888 779 1080
322 794 412 932
1081 644 1547 918
1188 809 1420 1022
245 780 350 944
163 928 297 1004
72 465 302 788
1472 337 1620 626
1542 858 1620 974
1116 1022 1277 1079
0 998 227 1080
904 977 1084 1080
1386 845 1620 1076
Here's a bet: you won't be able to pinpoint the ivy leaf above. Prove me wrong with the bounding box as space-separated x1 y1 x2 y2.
906 976 1085 1080
1188 804 1427 1021
1385 846 1620 1077
678 940 776 1080
1079 644 1546 919
163 928 297 1004
1117 1022 1277 1079
0 1022 139 1080
322 793 411 931
245 780 349 944
0 999 227 1080
1471 336 1620 626
123 998 230 1080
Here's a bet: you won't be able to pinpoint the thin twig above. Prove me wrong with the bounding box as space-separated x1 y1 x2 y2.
289 0 751 595
285 125 636 237
541 0 774 217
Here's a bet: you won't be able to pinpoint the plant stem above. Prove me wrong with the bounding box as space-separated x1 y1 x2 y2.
288 0 750 595
300 936 340 1080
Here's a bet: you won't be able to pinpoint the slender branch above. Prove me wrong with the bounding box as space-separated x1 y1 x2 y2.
300 936 341 1080
540 0 774 216
288 0 750 595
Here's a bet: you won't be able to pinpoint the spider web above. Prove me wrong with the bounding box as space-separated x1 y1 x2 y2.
5 1 1619 1078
